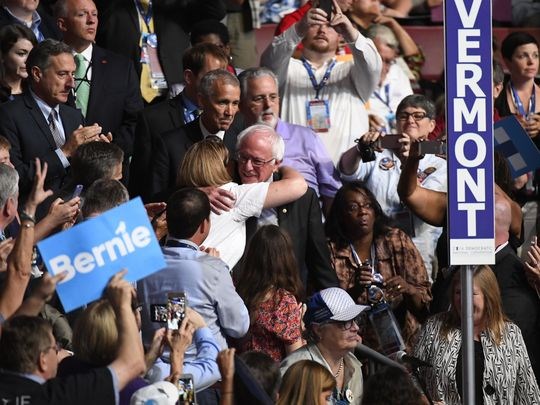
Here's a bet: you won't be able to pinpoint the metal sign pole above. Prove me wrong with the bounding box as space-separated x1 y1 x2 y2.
461 265 475 405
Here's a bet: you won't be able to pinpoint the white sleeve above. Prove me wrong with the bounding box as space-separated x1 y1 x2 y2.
349 34 382 103
231 182 270 221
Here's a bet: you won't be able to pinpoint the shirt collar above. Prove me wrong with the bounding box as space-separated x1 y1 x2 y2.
75 44 93 63
30 89 59 119
0 369 46 385
495 240 509 254
164 237 199 250
199 119 225 140
3 6 41 28
181 92 198 114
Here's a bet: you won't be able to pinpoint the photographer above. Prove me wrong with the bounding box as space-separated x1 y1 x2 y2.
338 94 446 280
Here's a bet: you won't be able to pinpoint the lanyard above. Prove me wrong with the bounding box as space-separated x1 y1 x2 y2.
510 82 535 117
301 57 336 99
134 0 153 33
164 239 197 251
349 243 376 274
373 83 391 110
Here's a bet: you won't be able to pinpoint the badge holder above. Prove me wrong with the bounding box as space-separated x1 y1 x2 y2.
306 99 331 133
141 33 167 90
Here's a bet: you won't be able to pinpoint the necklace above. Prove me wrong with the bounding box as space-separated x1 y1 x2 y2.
334 358 344 378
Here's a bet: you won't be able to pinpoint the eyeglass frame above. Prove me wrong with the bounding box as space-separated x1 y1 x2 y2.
43 341 60 355
250 94 280 105
235 152 276 168
396 111 430 122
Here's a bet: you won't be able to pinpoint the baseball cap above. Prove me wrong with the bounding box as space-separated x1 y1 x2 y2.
130 381 179 405
304 287 370 325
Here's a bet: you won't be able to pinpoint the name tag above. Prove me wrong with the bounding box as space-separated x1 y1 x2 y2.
306 99 331 133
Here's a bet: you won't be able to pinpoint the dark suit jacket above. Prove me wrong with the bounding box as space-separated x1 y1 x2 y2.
95 0 226 86
245 185 339 293
0 5 61 40
150 117 238 201
0 92 83 197
491 244 540 381
67 45 143 181
129 93 186 200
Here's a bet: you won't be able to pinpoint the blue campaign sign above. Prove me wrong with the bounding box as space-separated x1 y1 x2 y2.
38 198 166 312
445 0 495 265
494 115 540 178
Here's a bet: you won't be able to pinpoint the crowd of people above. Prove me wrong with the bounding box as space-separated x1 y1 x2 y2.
0 0 540 404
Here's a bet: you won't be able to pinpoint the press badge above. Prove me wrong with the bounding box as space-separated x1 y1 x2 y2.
141 33 167 90
306 99 331 132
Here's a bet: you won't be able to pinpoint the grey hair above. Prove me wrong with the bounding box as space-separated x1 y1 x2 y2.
238 67 279 98
0 164 19 209
366 24 399 50
198 69 240 99
236 124 285 161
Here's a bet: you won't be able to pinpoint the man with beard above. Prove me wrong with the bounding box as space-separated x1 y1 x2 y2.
238 67 341 211
261 2 381 164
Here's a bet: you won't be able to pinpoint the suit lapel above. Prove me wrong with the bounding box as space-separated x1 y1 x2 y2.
86 46 106 115
23 92 57 149
168 95 185 128
185 119 204 144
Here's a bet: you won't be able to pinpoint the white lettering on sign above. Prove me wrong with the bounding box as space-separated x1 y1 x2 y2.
49 221 151 282
453 0 488 237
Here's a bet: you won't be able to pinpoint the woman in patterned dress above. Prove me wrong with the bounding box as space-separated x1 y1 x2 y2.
235 225 305 362
413 265 540 404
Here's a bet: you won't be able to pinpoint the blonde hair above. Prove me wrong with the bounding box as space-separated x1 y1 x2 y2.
277 360 336 405
441 265 508 345
176 139 231 188
72 300 119 365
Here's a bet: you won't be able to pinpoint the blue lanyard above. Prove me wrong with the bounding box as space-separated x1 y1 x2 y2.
301 57 336 99
373 83 391 110
164 240 197 251
134 0 153 32
349 243 376 273
510 82 535 117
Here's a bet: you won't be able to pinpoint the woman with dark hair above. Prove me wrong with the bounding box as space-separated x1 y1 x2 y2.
325 181 431 349
0 24 37 99
235 225 304 362
413 266 540 403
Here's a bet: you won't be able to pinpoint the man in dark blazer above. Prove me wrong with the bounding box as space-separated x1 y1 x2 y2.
0 0 60 41
0 40 105 201
129 43 229 200
55 0 144 183
149 69 241 201
95 0 226 103
233 125 339 292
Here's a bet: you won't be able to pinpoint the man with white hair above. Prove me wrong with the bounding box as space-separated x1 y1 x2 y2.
234 124 339 291
238 67 341 210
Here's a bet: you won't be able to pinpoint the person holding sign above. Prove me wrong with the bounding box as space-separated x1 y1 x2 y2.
261 0 382 164
0 270 146 404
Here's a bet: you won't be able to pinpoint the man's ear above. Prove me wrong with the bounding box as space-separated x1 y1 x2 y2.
273 159 282 173
30 66 42 83
5 196 17 218
57 17 67 32
184 69 195 86
37 351 48 374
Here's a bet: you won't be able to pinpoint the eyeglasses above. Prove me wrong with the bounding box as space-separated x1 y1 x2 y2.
251 94 279 105
345 202 373 213
236 153 276 168
327 319 359 331
396 111 428 122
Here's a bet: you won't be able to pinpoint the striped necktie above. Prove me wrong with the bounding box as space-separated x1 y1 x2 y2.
48 110 65 148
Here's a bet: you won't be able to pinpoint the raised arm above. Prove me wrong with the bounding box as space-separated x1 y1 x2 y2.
107 270 146 389
0 159 52 321
264 166 308 209
397 147 446 227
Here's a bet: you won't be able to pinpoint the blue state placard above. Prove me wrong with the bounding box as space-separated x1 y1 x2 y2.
494 115 540 178
445 0 495 265
38 197 166 312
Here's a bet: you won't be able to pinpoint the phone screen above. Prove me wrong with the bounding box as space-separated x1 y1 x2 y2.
71 184 84 199
178 374 196 405
167 292 187 330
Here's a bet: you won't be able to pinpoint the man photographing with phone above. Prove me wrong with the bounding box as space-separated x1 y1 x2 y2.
339 94 447 279
261 0 382 165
